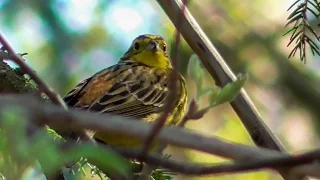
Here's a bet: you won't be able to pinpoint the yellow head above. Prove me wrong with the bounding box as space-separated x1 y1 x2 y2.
121 34 172 69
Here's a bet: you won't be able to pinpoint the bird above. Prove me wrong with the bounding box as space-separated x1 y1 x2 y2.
63 34 187 148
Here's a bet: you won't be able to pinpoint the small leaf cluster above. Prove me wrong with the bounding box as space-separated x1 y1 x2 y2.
285 0 320 63
187 54 248 119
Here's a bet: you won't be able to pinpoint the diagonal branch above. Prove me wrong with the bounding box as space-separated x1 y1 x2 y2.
0 33 66 108
156 0 285 153
0 33 94 179
154 0 311 179
0 33 93 144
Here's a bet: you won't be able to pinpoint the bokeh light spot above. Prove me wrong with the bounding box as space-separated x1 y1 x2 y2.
110 8 142 32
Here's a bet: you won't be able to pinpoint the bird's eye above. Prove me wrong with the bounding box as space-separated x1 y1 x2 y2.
134 42 140 50
162 44 166 51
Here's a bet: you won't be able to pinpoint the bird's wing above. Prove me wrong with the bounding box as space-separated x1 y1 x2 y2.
63 76 93 107
63 66 116 109
64 64 170 120
88 65 170 119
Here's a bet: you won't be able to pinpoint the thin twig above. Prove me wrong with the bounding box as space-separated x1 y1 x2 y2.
178 99 198 127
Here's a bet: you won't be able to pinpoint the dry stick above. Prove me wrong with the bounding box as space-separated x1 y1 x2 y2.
2 95 320 178
156 0 297 179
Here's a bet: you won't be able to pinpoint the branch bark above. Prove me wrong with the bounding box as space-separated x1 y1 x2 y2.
0 94 319 178
115 147 320 176
0 61 35 93
155 0 297 179
156 0 284 153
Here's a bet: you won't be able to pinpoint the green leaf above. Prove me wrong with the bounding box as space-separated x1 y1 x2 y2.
283 25 299 36
285 14 302 26
208 87 221 105
308 0 320 11
305 23 319 40
287 0 301 11
66 144 132 179
307 7 319 18
209 74 248 107
287 30 303 46
198 87 213 98
187 54 207 100
46 128 63 140
0 107 28 156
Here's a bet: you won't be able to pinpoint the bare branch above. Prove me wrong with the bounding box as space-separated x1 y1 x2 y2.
0 95 279 160
156 0 285 152
0 34 95 179
0 33 94 144
1 94 320 178
115 147 320 176
0 33 66 108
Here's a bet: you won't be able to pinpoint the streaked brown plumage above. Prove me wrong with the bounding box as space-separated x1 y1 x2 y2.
63 34 187 147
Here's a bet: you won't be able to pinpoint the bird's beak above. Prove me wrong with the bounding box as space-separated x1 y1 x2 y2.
145 40 160 52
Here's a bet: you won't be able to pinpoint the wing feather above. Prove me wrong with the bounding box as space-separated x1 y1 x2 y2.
64 63 172 121
63 77 92 106
88 65 169 119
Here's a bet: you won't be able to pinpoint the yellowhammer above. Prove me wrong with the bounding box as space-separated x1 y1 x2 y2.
63 34 187 147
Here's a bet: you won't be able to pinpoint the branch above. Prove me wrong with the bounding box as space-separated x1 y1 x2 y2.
115 147 320 176
138 1 189 178
156 0 285 152
157 2 317 179
0 95 279 159
285 0 320 62
0 33 66 108
0 60 35 93
1 94 320 178
0 33 94 144
156 1 295 178
0 34 94 179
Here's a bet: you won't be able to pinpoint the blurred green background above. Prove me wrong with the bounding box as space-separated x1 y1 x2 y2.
1 0 320 179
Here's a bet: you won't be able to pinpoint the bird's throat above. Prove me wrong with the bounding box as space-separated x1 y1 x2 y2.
134 51 172 69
